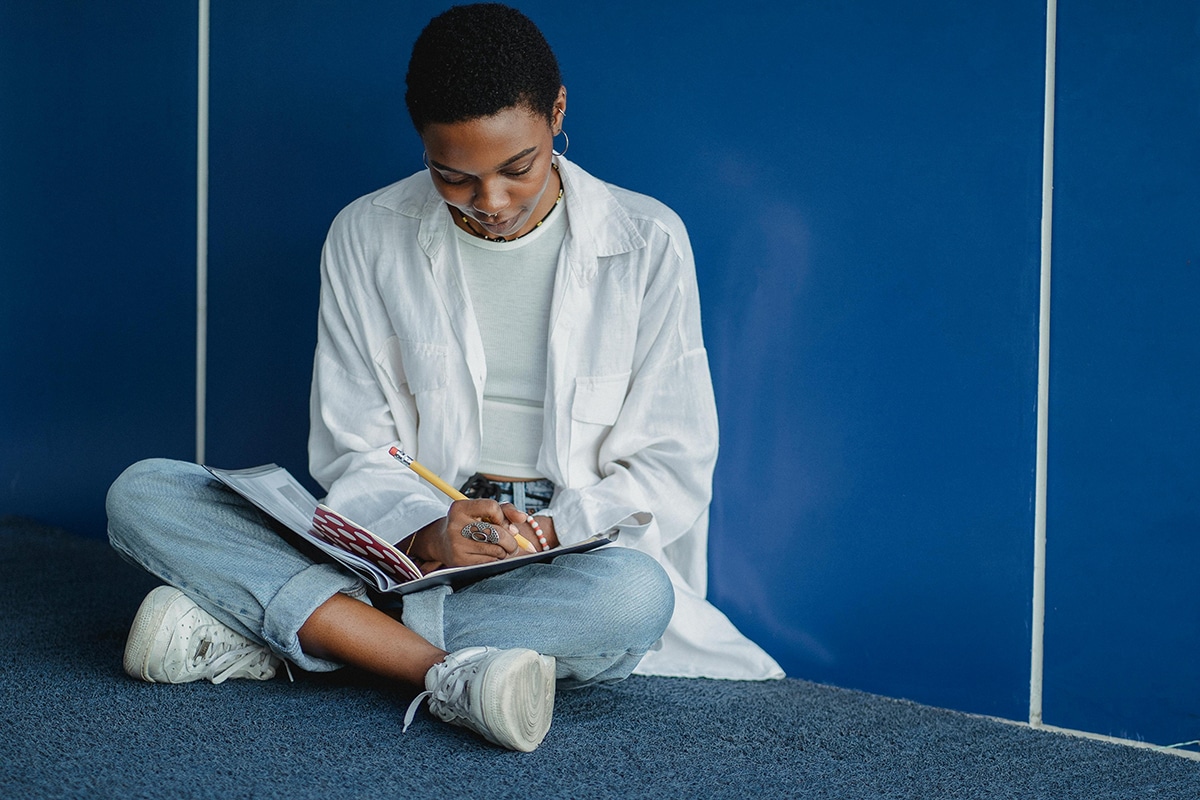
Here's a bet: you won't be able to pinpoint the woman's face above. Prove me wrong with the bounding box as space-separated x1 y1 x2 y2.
421 94 565 241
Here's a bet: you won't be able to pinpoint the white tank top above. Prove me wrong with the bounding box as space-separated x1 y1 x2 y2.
454 200 567 478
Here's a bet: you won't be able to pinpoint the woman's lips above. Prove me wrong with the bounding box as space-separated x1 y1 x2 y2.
470 211 523 236
479 216 520 236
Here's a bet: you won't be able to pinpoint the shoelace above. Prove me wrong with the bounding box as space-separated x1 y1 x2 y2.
204 644 277 684
402 657 478 732
192 625 288 685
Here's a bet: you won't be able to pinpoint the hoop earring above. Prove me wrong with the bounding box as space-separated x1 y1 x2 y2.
422 151 430 169
551 106 569 157
552 128 569 158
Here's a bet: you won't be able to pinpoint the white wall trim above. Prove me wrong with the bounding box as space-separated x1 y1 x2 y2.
1030 0 1058 728
195 0 210 465
991 717 1200 762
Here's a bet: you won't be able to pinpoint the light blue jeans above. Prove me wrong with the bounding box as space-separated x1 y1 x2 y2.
106 458 674 687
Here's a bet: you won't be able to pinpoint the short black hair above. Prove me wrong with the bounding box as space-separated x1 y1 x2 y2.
404 3 562 133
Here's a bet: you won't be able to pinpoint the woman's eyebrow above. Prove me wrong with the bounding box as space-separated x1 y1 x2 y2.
430 146 538 174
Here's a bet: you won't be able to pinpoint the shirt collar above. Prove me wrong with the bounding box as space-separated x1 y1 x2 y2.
374 157 648 260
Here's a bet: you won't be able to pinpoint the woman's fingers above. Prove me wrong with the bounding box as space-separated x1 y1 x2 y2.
447 499 520 560
499 502 529 525
452 498 520 531
499 503 540 553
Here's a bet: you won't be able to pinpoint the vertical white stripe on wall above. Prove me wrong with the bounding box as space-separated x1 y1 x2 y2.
196 0 210 465
1030 0 1058 728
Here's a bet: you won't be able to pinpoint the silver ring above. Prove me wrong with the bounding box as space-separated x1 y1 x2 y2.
460 522 500 544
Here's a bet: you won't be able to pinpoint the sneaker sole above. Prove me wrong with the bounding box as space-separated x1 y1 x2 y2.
123 585 188 683
476 649 556 752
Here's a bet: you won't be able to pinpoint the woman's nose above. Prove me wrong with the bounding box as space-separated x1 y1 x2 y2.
472 179 508 216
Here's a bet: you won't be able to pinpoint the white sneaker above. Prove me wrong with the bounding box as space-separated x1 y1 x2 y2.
123 586 280 685
403 646 556 752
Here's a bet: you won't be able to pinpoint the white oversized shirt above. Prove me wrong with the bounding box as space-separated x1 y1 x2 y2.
308 158 784 680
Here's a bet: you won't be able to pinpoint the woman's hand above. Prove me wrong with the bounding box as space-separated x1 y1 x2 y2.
499 504 560 552
408 498 525 568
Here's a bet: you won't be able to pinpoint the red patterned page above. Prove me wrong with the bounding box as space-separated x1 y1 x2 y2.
310 505 422 582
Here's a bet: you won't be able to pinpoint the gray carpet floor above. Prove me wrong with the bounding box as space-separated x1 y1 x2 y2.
2 517 1196 799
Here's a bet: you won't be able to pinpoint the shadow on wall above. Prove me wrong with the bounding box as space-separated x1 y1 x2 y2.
700 142 843 671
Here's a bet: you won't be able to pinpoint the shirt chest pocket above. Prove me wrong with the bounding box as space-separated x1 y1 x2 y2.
571 371 631 426
375 337 448 395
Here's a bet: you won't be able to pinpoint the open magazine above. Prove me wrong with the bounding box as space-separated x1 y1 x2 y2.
204 464 615 595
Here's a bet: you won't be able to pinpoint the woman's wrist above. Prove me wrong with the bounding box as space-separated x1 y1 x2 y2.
407 517 445 563
532 515 558 549
526 515 550 551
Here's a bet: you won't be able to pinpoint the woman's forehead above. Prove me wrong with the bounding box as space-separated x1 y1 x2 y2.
422 107 550 173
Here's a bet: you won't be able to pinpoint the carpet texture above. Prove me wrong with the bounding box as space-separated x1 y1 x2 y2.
2 517 1196 799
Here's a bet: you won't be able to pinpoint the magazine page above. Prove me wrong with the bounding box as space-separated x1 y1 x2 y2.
204 464 318 536
311 505 423 583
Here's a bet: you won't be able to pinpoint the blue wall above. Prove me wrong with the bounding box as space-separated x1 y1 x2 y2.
1 3 197 533
1045 2 1200 744
2 1 1196 749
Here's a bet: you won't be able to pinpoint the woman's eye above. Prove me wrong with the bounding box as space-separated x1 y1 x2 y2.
437 165 531 184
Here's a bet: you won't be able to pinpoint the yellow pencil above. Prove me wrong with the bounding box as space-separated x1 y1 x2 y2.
388 446 536 553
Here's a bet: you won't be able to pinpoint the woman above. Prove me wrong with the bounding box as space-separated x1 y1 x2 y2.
107 3 781 754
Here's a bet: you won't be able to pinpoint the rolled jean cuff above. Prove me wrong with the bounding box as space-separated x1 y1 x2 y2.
260 562 371 673
400 584 451 650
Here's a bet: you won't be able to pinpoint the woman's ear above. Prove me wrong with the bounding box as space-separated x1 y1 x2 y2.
553 86 567 133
